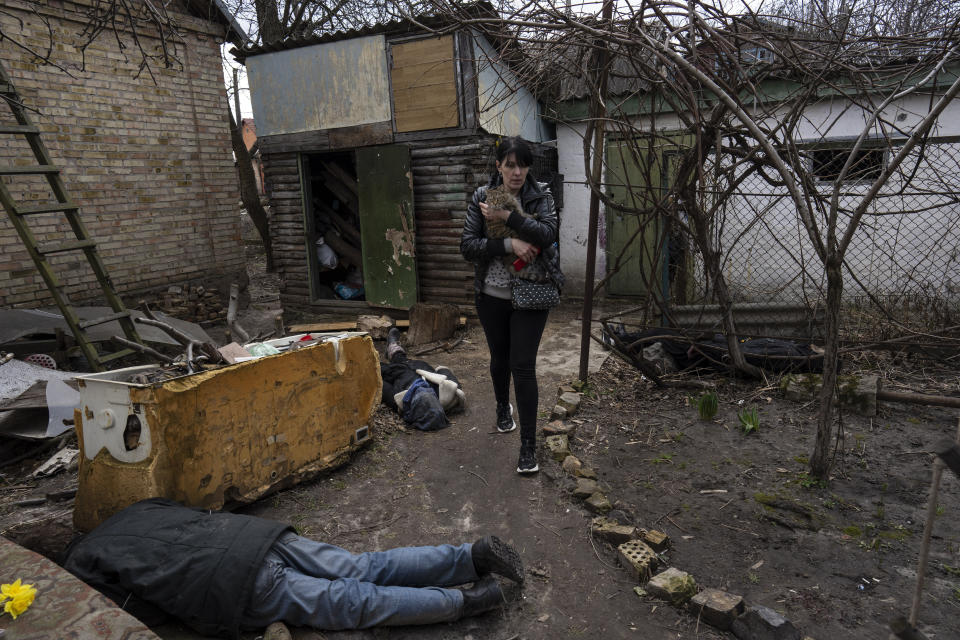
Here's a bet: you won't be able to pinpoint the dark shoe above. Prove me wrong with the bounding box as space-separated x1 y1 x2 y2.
459 575 504 618
386 327 402 346
496 402 516 433
472 535 524 583
517 443 538 474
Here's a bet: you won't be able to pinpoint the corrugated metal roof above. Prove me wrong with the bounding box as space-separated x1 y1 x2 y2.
232 4 498 60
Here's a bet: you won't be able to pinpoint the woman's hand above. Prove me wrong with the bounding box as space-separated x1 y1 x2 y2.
511 238 539 264
479 201 510 222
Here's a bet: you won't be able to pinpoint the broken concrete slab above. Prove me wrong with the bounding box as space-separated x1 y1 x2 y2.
357 314 394 340
591 516 636 545
731 605 801 640
557 391 582 415
561 455 582 476
618 539 658 581
545 434 571 461
646 567 698 606
689 588 745 630
780 373 878 416
0 536 160 638
572 477 600 498
584 492 612 514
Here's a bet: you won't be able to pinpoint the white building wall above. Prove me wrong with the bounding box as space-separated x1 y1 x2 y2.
473 33 550 143
556 93 960 301
725 94 960 302
557 122 602 294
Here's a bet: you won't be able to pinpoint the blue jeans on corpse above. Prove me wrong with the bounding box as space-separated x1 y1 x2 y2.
240 532 479 630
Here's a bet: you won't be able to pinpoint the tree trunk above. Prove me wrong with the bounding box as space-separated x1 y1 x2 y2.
705 247 765 379
810 258 844 478
255 0 284 43
228 111 274 272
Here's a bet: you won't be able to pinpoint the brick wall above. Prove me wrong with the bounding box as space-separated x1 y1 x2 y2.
0 0 245 310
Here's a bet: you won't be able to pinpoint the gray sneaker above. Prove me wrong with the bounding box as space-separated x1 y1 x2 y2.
496 402 516 433
517 443 539 474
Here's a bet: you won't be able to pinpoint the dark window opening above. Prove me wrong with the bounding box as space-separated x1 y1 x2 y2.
304 152 365 301
812 148 884 182
123 414 142 451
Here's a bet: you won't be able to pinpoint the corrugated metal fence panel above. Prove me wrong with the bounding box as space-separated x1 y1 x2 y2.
247 35 392 137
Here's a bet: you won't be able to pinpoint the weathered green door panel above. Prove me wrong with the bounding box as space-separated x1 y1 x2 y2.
356 145 417 308
605 138 662 297
604 133 692 298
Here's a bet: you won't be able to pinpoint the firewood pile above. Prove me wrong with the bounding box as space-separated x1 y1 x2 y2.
138 284 226 326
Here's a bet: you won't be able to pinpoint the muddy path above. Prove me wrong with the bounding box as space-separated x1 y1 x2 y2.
2 243 957 639
157 299 960 640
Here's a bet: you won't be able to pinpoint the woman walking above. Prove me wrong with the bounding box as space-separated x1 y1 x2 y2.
460 137 563 474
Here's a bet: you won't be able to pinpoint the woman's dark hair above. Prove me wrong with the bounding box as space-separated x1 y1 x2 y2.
495 136 534 167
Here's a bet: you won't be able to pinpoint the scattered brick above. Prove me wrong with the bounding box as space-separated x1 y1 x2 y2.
591 516 636 545
545 434 571 461
646 568 698 607
618 539 658 581
688 588 744 630
584 492 612 514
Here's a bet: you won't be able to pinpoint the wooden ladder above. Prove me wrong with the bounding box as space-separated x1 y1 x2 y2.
0 62 144 371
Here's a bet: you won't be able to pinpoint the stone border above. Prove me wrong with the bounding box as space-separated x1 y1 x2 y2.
542 383 815 640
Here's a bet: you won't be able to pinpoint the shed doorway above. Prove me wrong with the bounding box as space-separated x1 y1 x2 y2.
302 144 418 308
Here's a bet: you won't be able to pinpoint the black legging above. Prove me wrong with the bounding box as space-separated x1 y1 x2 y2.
475 293 549 445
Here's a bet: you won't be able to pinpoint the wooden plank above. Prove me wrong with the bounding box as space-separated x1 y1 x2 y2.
391 36 455 65
390 65 459 87
260 131 330 155
290 317 466 333
392 35 458 134
328 121 394 150
321 161 358 196
395 103 458 133
458 31 478 130
409 142 486 158
288 321 358 332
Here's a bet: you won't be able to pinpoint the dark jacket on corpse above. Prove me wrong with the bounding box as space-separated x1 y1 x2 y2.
62 498 291 639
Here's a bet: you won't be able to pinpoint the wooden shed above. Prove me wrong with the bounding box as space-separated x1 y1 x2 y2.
235 15 559 313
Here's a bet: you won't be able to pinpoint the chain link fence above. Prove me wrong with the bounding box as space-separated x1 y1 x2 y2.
662 136 960 336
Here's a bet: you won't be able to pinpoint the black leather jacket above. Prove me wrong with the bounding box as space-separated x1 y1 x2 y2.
460 173 563 294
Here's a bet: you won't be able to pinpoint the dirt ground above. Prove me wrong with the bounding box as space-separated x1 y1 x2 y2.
2 245 959 640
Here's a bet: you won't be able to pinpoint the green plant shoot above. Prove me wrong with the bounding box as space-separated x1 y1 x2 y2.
697 391 719 420
739 405 760 434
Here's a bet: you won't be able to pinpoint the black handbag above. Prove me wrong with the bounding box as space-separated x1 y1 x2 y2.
511 278 559 310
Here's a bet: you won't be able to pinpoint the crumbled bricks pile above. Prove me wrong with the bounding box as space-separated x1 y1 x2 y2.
543 383 815 640
139 284 226 325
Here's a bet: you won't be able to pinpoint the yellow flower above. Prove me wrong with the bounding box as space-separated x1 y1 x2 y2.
0 579 37 619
